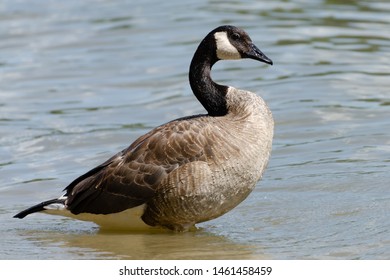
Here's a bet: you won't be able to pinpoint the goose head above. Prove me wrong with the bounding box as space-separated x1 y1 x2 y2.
213 25 273 65
189 25 273 116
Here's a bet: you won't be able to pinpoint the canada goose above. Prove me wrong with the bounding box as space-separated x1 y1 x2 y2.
14 25 273 232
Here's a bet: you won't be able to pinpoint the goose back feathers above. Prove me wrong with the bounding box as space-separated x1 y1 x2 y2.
14 25 274 232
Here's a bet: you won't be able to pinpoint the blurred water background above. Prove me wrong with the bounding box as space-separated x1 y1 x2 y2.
0 0 389 259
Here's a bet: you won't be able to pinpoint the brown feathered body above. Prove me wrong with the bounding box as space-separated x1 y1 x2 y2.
63 88 273 231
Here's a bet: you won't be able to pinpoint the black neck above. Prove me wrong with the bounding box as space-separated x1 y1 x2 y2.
189 38 229 116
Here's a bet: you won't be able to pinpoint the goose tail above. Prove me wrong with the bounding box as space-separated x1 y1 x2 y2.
13 197 66 219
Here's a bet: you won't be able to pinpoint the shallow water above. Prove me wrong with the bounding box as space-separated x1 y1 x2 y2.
1 0 389 259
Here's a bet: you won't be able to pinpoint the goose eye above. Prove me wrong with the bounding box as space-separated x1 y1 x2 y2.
231 33 241 40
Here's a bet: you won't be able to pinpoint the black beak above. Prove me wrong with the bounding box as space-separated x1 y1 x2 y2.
245 43 273 65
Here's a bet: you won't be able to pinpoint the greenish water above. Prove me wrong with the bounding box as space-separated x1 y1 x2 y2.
0 0 389 259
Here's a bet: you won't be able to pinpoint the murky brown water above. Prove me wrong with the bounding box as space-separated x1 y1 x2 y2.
1 0 389 259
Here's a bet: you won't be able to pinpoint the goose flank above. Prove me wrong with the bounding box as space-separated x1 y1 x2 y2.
14 25 274 232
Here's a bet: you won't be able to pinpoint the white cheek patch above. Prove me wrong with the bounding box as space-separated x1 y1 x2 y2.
214 31 241 60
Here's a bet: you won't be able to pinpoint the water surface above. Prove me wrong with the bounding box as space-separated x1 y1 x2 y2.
0 0 389 259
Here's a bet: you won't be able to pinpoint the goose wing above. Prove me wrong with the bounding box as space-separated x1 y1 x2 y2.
64 116 213 215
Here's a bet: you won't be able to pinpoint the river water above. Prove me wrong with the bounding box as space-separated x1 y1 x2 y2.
0 0 389 259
